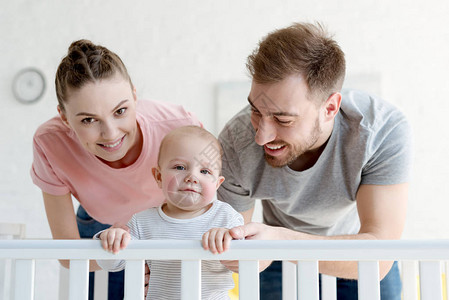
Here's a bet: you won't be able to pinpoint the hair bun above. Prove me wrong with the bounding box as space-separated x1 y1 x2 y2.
68 39 96 53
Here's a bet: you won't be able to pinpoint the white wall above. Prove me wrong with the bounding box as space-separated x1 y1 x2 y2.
1 0 449 298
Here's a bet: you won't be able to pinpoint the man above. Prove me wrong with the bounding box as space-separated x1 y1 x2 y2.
217 22 411 299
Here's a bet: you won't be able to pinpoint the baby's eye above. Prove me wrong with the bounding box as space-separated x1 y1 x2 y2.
200 169 211 175
175 165 186 170
81 117 95 124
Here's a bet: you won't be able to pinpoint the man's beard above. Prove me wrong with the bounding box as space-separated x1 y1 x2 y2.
264 118 322 168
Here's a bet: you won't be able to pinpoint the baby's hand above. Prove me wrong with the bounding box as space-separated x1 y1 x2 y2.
99 228 131 254
202 228 233 254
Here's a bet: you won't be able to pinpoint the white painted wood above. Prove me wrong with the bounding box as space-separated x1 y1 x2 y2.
401 261 418 300
1 240 449 299
419 261 442 300
282 260 297 300
321 274 337 300
239 260 259 299
58 265 69 300
94 269 108 300
297 260 319 300
125 260 144 300
69 259 89 300
358 261 380 300
1 258 13 300
14 259 35 300
2 240 449 261
181 260 201 300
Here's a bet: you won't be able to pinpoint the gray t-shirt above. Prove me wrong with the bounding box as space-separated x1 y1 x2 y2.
217 89 412 236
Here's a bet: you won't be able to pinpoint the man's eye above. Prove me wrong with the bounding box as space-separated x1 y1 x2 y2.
251 108 261 115
115 108 127 116
81 118 95 124
276 119 293 125
175 165 185 170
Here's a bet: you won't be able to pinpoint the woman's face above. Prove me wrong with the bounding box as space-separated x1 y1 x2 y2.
58 74 140 165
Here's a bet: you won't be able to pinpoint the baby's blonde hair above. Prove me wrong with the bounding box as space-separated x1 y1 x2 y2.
157 126 223 172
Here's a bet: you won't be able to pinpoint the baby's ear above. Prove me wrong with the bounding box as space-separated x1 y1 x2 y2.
152 167 162 188
215 176 225 189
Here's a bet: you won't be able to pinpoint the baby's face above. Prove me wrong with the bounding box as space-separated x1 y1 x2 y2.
155 134 224 213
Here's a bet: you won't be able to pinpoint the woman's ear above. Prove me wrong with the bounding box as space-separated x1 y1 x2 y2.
152 167 162 188
132 86 137 102
57 105 70 128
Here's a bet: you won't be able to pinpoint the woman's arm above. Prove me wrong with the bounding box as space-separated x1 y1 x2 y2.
43 191 101 271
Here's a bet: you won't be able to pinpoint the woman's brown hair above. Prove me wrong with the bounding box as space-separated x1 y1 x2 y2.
55 39 133 111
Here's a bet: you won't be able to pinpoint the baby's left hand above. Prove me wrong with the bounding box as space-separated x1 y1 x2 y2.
202 228 233 254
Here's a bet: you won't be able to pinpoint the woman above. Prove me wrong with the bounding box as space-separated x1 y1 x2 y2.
31 40 201 299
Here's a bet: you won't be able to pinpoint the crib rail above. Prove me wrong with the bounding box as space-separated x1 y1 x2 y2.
1 239 449 300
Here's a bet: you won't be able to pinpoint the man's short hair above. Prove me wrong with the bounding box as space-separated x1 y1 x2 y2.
246 22 346 100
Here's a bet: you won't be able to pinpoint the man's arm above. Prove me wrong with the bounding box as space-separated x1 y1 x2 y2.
230 183 408 279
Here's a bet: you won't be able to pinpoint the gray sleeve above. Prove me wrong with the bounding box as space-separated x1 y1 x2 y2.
217 125 256 213
361 116 413 185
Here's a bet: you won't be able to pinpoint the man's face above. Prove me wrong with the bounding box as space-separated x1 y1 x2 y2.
248 75 325 168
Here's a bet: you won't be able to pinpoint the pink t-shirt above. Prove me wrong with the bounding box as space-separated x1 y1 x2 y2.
30 100 202 224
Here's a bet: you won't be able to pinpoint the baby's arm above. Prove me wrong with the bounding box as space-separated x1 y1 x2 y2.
99 228 131 254
94 228 131 272
202 228 233 254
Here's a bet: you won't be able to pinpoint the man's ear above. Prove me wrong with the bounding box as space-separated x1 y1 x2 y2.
57 105 70 128
215 176 225 189
152 167 162 188
323 92 342 121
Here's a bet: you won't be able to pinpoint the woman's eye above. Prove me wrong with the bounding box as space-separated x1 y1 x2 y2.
200 169 211 175
175 165 185 170
81 118 95 124
115 108 127 116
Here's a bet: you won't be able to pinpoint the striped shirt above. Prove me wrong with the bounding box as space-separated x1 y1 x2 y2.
97 200 244 300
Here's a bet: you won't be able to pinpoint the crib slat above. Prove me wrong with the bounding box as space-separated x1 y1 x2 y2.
181 260 201 300
125 260 144 300
297 260 319 300
239 260 259 299
14 259 35 300
401 261 418 300
419 261 442 300
358 261 380 300
69 259 89 300
282 260 297 300
321 274 337 300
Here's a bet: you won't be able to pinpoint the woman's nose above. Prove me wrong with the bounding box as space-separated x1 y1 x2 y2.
100 120 118 139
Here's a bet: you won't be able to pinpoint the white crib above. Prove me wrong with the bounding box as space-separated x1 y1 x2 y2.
0 239 448 300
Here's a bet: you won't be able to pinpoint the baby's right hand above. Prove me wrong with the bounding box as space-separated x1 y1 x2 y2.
99 228 131 254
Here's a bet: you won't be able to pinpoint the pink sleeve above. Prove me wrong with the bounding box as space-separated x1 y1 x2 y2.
30 136 70 196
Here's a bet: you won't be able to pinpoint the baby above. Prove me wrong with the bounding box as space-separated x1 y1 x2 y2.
96 125 243 299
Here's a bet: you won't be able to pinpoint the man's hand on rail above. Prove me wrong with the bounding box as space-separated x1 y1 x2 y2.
99 228 131 254
229 222 285 240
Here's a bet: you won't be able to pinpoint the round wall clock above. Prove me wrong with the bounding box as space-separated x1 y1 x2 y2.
12 68 46 104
